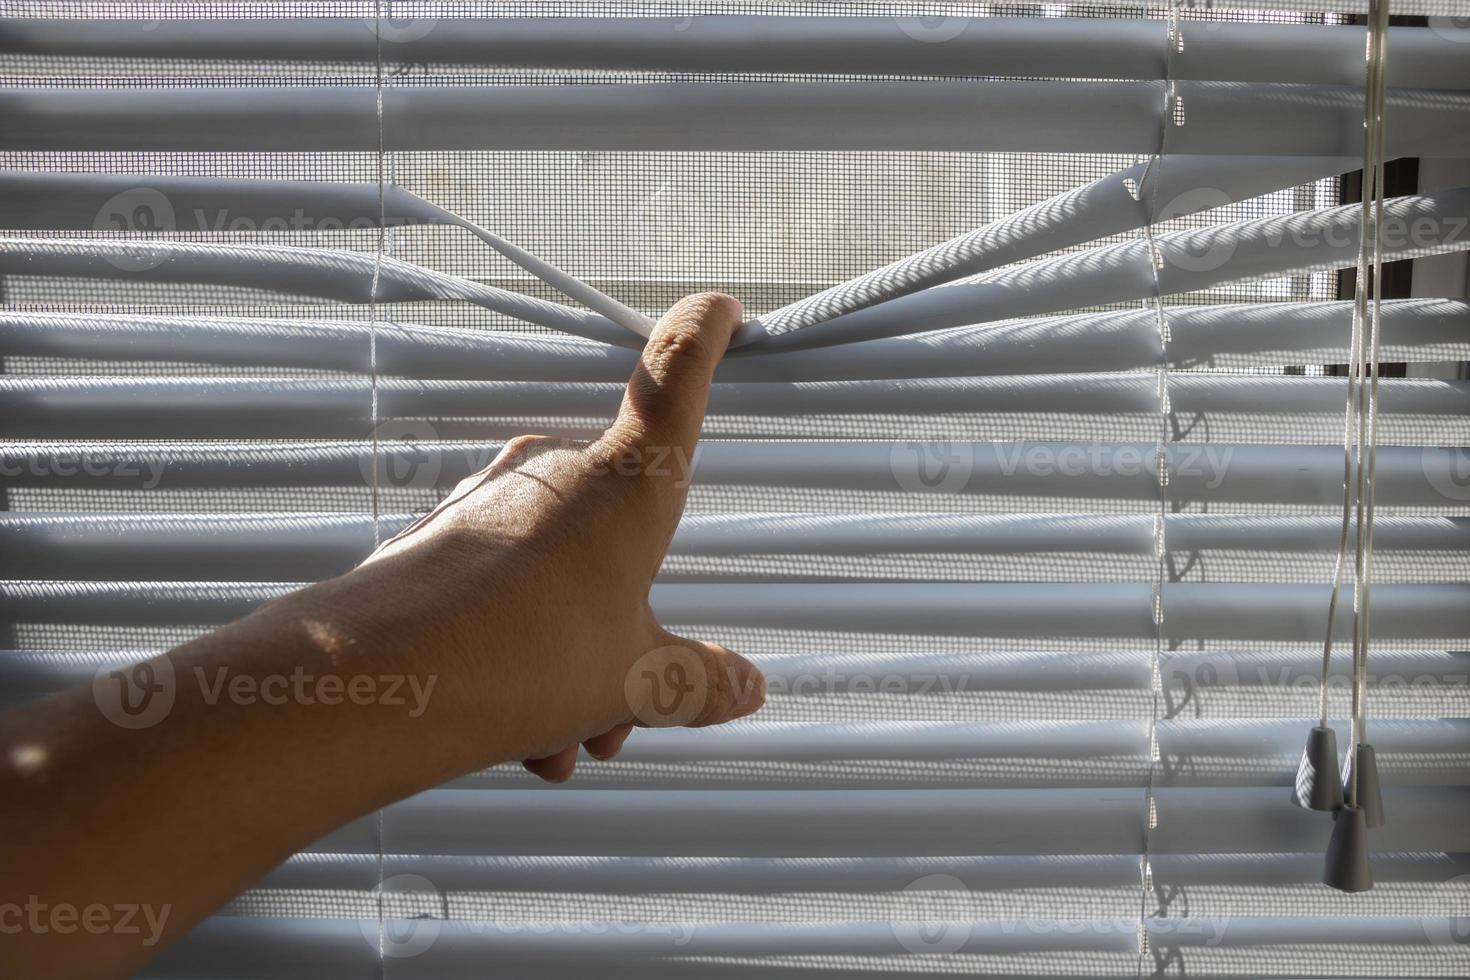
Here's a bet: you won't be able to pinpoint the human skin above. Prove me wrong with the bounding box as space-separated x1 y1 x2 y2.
0 293 766 979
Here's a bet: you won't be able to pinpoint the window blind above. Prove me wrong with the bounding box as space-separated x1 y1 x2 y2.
2 2 1469 978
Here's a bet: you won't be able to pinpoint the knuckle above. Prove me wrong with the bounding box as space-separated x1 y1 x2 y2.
499 434 560 472
443 433 562 502
457 434 556 487
644 323 714 374
502 433 556 460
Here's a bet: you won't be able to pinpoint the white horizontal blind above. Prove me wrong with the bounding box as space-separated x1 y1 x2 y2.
2 3 1469 978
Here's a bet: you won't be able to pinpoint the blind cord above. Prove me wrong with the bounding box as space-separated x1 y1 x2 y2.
371 0 389 972
1318 0 1391 895
1134 4 1181 972
1317 259 1366 728
1345 0 1389 809
1303 0 1389 770
1347 0 1391 816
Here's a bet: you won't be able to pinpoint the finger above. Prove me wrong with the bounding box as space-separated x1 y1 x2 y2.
582 723 634 761
603 292 743 466
522 744 578 783
626 634 765 729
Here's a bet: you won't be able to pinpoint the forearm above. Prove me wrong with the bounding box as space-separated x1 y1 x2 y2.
0 545 502 978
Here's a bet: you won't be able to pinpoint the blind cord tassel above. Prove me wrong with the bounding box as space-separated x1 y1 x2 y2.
1291 724 1343 812
1324 0 1391 896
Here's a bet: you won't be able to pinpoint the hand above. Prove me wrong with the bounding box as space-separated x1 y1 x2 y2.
0 294 766 978
319 291 766 781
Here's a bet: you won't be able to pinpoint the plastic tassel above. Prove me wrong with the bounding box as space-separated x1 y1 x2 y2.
1324 803 1373 893
1343 742 1385 828
1291 725 1344 811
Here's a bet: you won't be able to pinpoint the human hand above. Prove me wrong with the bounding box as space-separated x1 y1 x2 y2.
323 292 767 783
0 294 768 978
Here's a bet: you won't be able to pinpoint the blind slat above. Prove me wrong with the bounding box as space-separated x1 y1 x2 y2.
442 717 1470 782
7 19 1468 89
254 850 1470 895
7 649 1465 707
3 513 1468 581
6 300 1467 380
751 189 1470 349
298 786 1470 856
756 153 1354 336
5 83 1468 155
138 914 1470 979
0 238 629 347
3 440 1465 508
0 171 436 233
0 153 1347 338
5 374 1467 439
6 581 1468 640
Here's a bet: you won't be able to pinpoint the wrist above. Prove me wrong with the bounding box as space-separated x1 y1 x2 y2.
282 542 530 774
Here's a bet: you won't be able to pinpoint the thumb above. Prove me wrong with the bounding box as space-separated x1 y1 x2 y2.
602 292 743 467
623 634 765 729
